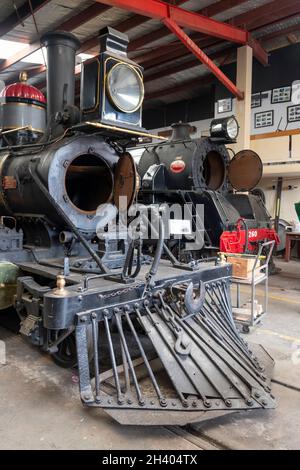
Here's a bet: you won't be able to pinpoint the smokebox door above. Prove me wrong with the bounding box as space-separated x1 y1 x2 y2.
114 153 137 209
228 149 262 191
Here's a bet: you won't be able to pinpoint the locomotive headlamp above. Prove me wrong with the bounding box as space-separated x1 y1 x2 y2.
107 63 144 113
210 115 239 142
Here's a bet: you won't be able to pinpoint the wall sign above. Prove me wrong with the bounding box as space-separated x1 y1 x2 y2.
254 110 274 128
251 93 261 108
271 86 291 104
287 105 300 123
217 98 232 114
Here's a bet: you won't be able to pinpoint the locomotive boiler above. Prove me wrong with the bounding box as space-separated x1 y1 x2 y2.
0 27 275 426
138 121 279 261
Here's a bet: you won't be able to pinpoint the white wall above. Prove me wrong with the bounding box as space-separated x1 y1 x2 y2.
214 80 300 135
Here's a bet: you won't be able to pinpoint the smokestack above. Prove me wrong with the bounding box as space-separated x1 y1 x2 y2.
170 122 193 141
41 31 80 122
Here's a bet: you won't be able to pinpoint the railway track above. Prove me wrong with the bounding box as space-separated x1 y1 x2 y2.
164 425 226 450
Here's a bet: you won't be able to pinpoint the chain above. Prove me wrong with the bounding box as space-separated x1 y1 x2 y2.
101 284 141 300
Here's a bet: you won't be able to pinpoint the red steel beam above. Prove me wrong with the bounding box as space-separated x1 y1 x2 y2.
138 36 216 67
128 0 249 52
78 0 187 53
135 0 298 69
163 17 243 99
145 15 300 85
144 19 300 102
96 0 248 43
95 0 268 64
22 0 187 88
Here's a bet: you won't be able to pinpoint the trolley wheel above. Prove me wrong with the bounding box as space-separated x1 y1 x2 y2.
242 325 250 334
51 325 95 369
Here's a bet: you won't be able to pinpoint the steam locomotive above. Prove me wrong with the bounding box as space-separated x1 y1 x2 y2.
0 27 275 426
138 121 279 261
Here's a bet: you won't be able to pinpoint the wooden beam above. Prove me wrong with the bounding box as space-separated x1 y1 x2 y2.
250 129 300 140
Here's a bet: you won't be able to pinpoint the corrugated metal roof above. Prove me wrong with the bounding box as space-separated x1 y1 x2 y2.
0 0 25 22
3 0 92 42
72 7 132 43
253 14 300 39
213 0 270 22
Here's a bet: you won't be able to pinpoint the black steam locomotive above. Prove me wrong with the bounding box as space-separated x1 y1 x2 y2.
138 121 279 261
0 27 275 425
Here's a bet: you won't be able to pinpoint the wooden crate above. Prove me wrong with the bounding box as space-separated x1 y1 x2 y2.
227 255 260 280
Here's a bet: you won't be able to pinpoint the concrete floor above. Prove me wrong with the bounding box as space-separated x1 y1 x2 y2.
0 258 299 450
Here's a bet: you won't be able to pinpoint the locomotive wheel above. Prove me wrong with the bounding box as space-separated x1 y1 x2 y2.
51 326 95 369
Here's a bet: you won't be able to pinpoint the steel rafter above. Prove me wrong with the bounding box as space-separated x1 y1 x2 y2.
128 0 250 52
94 0 253 98
133 0 300 68
95 0 268 65
163 17 243 99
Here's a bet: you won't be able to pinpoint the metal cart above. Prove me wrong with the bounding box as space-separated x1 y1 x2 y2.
231 240 275 333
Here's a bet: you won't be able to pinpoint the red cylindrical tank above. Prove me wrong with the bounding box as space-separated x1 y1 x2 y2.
0 71 46 144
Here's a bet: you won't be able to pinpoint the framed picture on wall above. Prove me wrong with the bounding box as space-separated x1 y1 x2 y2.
254 110 274 128
271 86 291 104
217 98 232 114
251 93 261 108
287 105 300 123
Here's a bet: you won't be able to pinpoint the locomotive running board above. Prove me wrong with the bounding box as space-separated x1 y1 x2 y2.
75 273 275 426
